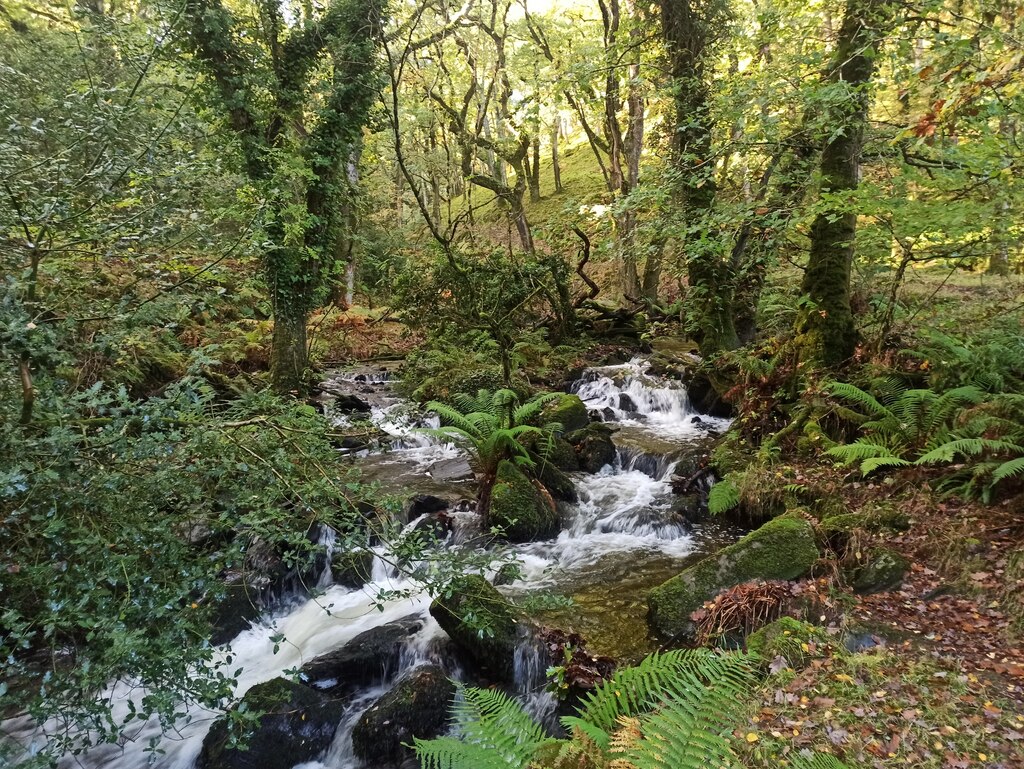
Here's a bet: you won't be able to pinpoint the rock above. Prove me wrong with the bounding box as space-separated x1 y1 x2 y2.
849 547 910 594
491 563 520 586
430 574 519 682
535 462 577 503
299 616 424 691
618 393 638 412
333 393 372 413
567 423 617 473
647 516 820 641
409 512 452 542
522 433 579 472
671 493 707 526
199 678 346 769
351 665 455 764
489 460 559 542
405 494 449 521
685 371 732 418
209 580 262 646
746 617 836 669
543 394 590 433
331 548 374 589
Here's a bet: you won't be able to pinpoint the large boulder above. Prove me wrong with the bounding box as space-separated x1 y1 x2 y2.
543 394 590 433
299 615 424 691
430 574 519 682
351 665 455 764
199 678 346 769
567 423 617 473
648 516 820 642
489 460 559 542
746 616 837 670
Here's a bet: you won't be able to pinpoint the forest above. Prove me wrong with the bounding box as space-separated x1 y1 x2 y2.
0 0 1022 767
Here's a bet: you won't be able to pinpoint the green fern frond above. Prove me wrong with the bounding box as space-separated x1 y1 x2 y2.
513 392 561 426
916 438 1024 465
860 455 912 475
825 439 899 463
992 456 1024 484
789 753 852 769
828 381 893 420
568 649 755 737
415 686 551 769
708 478 741 516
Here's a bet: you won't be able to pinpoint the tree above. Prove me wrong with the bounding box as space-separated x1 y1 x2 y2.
658 0 738 355
796 0 895 365
423 388 561 522
182 0 384 393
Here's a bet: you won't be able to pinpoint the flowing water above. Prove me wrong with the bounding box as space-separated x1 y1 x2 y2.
3 358 732 769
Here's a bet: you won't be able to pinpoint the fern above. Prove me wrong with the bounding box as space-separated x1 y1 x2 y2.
789 753 852 769
414 686 552 769
827 381 893 420
992 456 1024 484
708 478 741 516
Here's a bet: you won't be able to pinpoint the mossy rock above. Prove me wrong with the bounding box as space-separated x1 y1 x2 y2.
746 617 836 670
331 548 373 589
543 394 590 434
709 432 753 477
647 516 820 642
299 615 423 691
566 423 617 473
850 547 910 594
489 460 559 542
351 665 455 763
429 574 520 682
199 678 346 769
522 432 579 472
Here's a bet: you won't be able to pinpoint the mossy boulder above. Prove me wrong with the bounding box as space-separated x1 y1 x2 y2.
199 678 346 769
331 548 373 589
544 394 590 433
850 547 910 594
351 665 455 764
522 432 580 472
647 516 820 641
746 617 836 670
567 423 617 473
430 574 519 682
489 460 559 542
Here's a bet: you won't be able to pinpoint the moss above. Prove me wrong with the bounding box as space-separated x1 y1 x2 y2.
489 460 558 542
746 617 836 669
818 510 912 553
566 423 617 473
429 574 520 682
543 394 590 433
709 431 753 478
648 516 820 641
850 547 910 594
351 666 455 763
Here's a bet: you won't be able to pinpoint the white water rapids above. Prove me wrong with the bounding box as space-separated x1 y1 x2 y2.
3 358 730 769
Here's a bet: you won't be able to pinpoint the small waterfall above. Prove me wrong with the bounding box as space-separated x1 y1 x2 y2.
513 631 557 727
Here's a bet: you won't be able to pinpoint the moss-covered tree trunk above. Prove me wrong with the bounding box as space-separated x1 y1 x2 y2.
183 0 383 394
797 0 894 365
658 0 738 356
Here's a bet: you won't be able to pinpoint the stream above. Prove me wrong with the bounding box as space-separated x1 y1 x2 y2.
4 358 733 769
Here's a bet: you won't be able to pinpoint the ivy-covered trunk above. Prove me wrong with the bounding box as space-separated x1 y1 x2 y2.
183 0 383 395
797 0 893 365
658 0 737 356
269 302 309 395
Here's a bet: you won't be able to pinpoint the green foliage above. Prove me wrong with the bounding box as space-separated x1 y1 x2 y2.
415 686 554 769
414 649 849 769
708 477 741 515
423 388 562 479
0 374 371 759
824 370 1024 500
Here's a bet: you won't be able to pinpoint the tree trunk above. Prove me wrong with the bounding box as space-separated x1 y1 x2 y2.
552 118 563 192
529 134 541 202
798 0 893 365
659 0 737 355
270 302 309 394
